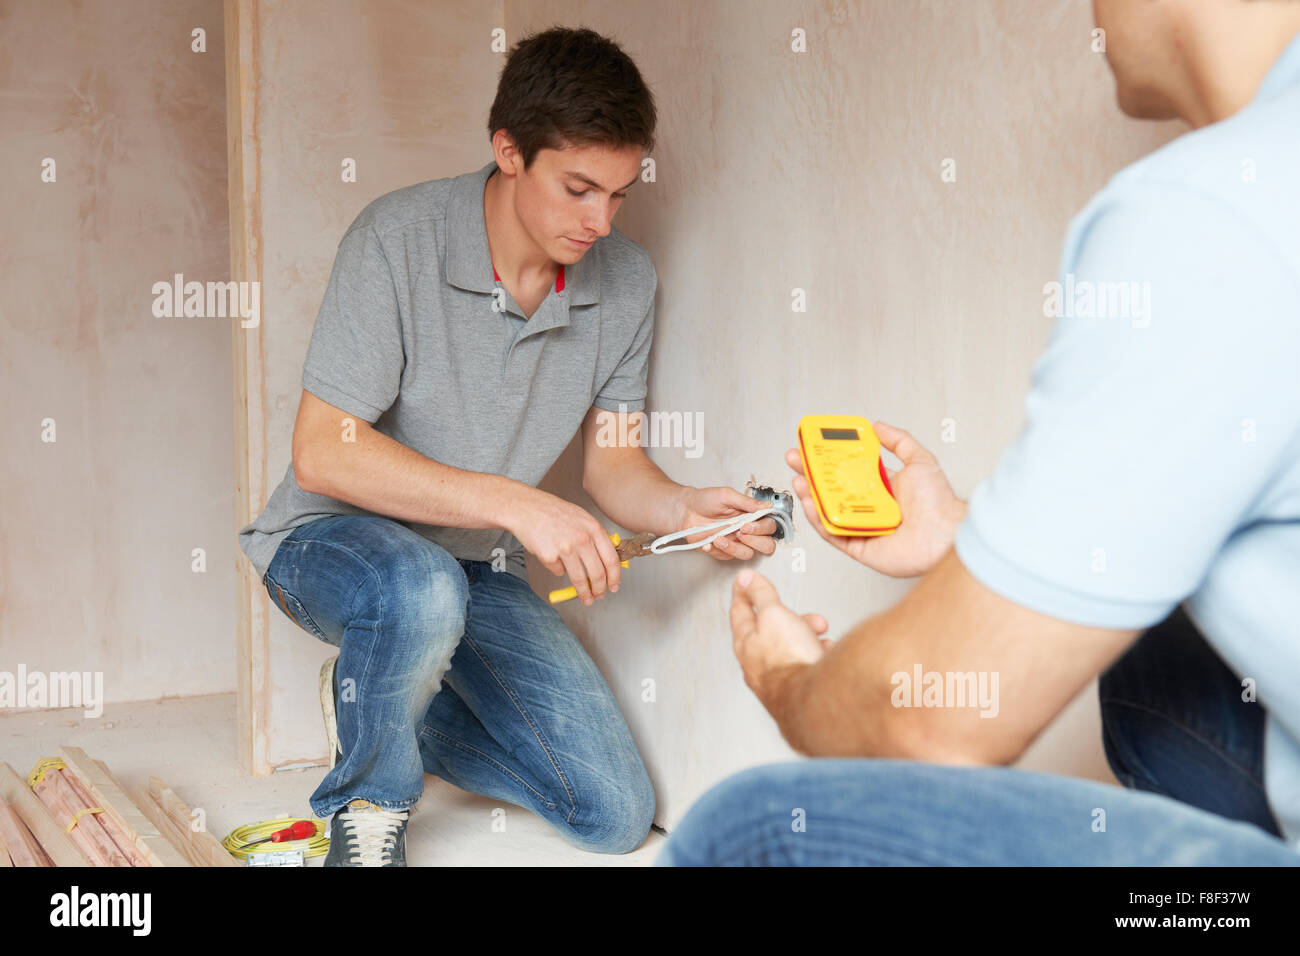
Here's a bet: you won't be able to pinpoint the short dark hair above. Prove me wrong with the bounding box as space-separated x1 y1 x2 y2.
487 27 657 169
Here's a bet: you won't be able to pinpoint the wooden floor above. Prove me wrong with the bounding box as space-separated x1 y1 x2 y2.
0 694 664 867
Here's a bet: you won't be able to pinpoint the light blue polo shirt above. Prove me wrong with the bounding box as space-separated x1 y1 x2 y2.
954 34 1300 847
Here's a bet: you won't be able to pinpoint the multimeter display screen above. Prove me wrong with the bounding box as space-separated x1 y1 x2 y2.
819 428 860 440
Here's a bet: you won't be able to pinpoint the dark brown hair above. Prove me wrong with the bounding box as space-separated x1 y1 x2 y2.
487 27 656 168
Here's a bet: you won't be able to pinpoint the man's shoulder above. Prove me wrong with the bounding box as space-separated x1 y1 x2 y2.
339 174 464 244
1118 90 1296 189
595 224 657 295
1075 85 1300 250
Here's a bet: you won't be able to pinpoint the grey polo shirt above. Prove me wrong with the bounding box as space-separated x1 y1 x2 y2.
238 160 657 583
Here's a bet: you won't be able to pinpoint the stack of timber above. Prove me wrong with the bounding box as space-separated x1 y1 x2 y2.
0 746 237 867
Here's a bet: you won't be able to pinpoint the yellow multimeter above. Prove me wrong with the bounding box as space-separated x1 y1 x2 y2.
796 414 901 537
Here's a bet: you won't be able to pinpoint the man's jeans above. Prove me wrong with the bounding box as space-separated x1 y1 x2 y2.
262 514 654 854
657 606 1300 865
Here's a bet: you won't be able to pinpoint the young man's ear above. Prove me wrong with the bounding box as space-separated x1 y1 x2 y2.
490 129 525 176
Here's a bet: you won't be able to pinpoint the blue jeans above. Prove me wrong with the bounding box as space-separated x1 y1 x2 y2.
658 606 1300 865
262 514 655 854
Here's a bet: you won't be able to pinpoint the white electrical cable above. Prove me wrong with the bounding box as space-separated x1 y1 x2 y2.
648 505 794 555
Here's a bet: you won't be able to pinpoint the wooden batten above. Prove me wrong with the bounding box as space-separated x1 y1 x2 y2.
0 763 88 866
224 0 272 777
56 748 189 867
148 776 240 867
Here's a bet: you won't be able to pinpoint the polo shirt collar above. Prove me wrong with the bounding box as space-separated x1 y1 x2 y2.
445 160 600 310
1254 29 1300 103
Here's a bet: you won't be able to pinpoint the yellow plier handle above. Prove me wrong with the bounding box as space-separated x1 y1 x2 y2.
548 532 631 604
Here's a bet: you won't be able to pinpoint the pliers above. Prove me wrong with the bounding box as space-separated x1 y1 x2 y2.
547 532 657 604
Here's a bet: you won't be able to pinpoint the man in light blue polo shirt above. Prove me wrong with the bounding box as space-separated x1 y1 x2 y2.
663 0 1300 864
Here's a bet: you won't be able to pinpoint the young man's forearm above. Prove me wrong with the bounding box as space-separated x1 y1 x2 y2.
583 451 692 536
297 422 530 533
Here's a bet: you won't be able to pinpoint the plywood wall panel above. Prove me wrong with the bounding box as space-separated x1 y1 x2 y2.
1 0 234 708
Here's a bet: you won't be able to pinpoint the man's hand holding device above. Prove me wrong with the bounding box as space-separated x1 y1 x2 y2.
730 413 966 721
788 415 966 579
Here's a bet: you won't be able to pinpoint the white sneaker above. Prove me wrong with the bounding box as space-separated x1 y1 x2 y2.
324 798 409 867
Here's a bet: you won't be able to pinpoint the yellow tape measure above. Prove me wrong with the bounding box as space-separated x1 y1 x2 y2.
796 414 901 536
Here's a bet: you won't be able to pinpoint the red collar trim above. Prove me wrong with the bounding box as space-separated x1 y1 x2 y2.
492 263 565 293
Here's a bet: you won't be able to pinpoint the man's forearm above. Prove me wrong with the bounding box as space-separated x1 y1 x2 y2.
771 599 949 760
770 556 988 763
298 423 527 532
583 451 690 536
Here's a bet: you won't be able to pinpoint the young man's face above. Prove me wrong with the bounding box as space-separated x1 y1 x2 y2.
503 141 644 265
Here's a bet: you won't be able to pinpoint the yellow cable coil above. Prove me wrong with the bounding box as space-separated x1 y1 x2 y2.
221 818 329 861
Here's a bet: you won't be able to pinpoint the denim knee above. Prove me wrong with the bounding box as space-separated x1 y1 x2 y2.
351 546 470 678
571 772 657 854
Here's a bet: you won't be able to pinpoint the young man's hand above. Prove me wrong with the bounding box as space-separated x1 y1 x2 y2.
508 487 624 605
787 420 967 578
674 486 781 561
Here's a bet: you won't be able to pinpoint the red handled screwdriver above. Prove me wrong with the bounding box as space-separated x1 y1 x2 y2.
241 820 317 847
